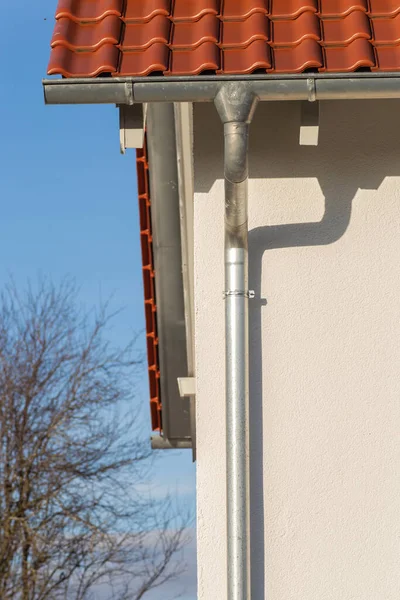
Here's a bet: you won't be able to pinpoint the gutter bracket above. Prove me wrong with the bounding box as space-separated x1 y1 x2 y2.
178 377 196 397
299 99 320 146
307 77 317 102
119 103 146 153
150 435 192 450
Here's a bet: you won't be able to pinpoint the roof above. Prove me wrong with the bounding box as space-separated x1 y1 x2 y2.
47 3 196 445
48 1 400 78
136 142 162 432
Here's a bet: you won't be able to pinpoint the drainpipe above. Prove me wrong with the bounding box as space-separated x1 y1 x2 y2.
215 83 258 600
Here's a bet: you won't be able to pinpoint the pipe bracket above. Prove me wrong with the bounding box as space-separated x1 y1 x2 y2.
223 290 255 299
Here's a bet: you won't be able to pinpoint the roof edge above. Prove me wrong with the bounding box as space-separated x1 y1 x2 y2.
146 103 192 445
44 74 400 105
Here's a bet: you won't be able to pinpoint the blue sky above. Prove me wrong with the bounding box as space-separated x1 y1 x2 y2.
0 3 196 599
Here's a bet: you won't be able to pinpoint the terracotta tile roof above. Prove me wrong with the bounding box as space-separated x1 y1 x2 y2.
48 0 400 77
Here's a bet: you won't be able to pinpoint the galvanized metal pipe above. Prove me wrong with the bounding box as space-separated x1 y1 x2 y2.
215 84 258 600
225 241 250 600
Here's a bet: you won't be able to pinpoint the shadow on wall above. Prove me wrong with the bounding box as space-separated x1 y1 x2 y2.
194 99 400 599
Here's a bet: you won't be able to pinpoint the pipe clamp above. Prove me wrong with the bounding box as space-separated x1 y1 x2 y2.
223 290 255 299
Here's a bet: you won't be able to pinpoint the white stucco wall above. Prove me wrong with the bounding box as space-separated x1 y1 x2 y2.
194 99 400 599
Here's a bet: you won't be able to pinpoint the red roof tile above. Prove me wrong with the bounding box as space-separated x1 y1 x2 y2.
124 0 171 22
374 45 400 70
318 0 368 17
270 0 318 19
122 17 171 50
172 0 220 21
273 38 323 72
48 1 400 77
51 16 121 51
322 37 375 71
222 39 272 72
372 15 400 45
136 143 162 432
119 43 170 76
220 0 269 20
271 12 320 46
55 0 123 22
169 41 220 74
221 14 269 48
48 43 119 77
369 0 400 18
172 15 220 49
321 11 371 46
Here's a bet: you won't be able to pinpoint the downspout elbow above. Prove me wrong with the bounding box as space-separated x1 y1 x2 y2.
215 84 258 249
224 122 249 185
223 122 250 248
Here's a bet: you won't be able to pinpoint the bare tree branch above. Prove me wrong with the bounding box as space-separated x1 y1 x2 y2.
0 278 191 600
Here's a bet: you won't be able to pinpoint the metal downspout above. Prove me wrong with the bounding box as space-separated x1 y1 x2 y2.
215 84 258 600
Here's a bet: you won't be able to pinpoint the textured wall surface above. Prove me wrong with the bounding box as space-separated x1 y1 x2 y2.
194 99 400 600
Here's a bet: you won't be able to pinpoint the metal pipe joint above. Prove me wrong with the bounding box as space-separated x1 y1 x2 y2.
216 84 258 252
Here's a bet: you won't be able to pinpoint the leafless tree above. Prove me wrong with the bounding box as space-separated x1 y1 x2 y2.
0 279 190 600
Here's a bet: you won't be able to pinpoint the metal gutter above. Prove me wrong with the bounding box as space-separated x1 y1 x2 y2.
44 80 135 104
44 75 400 105
146 103 191 447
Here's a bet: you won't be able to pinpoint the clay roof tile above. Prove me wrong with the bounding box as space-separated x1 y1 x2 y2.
48 0 400 78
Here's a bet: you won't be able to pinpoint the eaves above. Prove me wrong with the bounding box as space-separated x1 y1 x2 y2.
144 102 195 454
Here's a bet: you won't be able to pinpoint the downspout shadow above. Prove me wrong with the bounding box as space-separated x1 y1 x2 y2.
248 183 354 599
